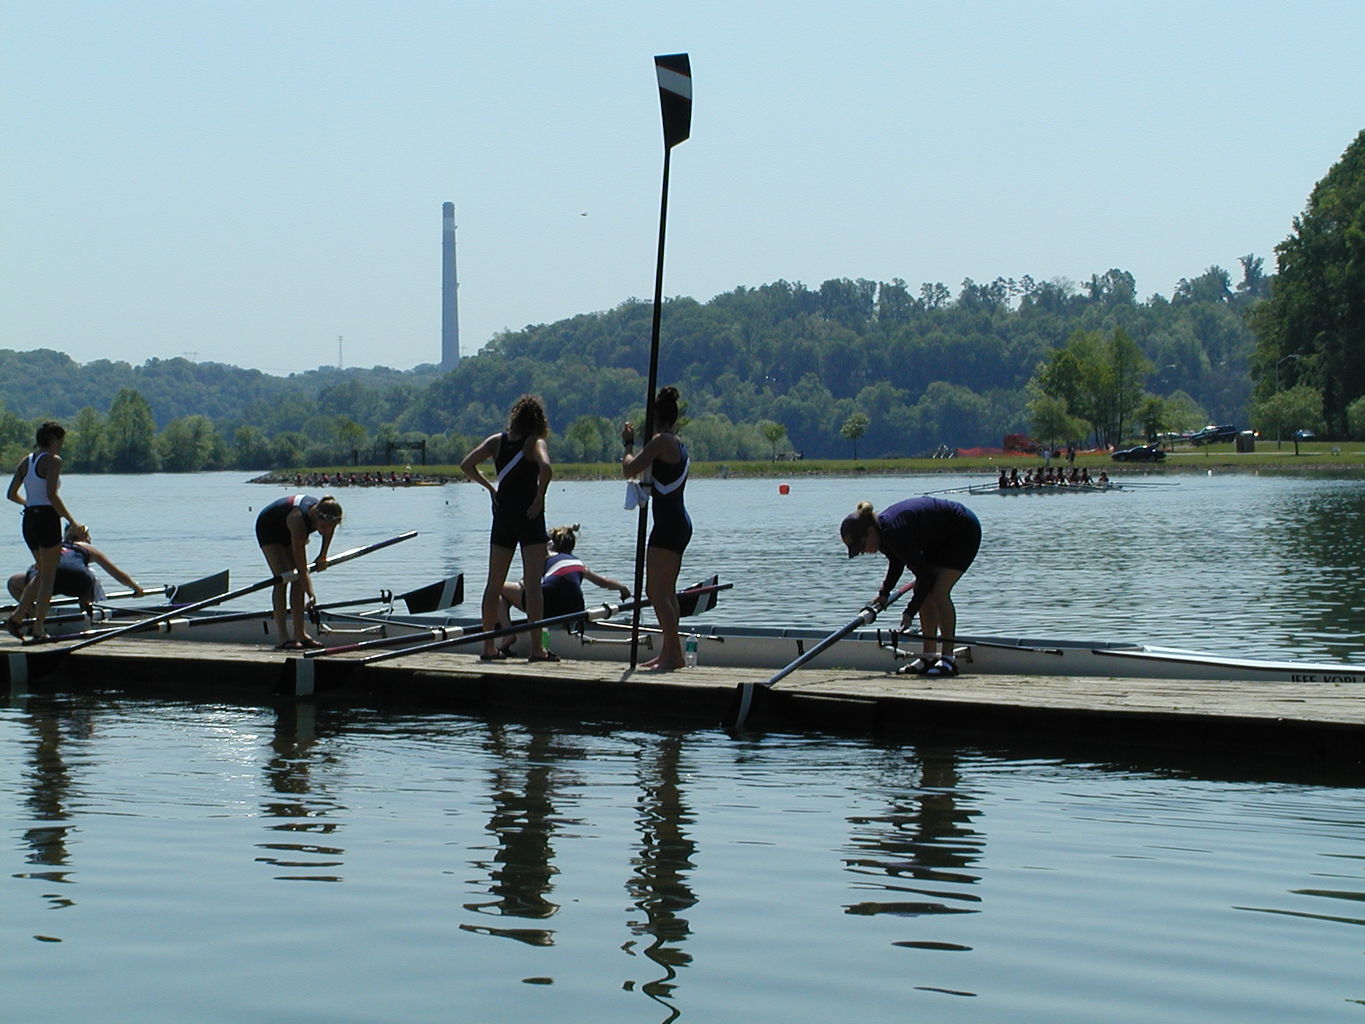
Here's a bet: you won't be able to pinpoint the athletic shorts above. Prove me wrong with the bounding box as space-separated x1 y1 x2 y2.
21 505 61 551
26 565 92 598
936 510 982 572
490 500 549 551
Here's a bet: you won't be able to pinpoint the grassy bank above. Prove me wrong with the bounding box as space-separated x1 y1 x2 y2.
257 440 1365 484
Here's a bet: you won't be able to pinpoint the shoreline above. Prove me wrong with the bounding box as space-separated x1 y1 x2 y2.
248 448 1365 485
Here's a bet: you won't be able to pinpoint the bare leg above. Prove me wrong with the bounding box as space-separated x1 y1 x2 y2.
480 545 516 657
922 567 964 658
30 546 62 638
520 543 548 657
260 544 295 645
641 546 684 671
290 577 311 644
497 580 524 655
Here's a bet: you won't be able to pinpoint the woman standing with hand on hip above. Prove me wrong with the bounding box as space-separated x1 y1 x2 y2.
6 421 81 642
621 386 691 672
840 496 981 678
462 394 555 662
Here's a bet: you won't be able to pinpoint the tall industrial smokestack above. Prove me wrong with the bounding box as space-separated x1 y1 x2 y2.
441 202 460 370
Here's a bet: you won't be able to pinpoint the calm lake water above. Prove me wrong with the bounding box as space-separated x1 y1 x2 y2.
3 469 1364 1022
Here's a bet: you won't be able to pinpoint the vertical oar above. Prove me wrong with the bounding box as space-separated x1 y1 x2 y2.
629 52 693 669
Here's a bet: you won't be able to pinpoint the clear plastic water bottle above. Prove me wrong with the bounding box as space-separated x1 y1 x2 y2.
684 633 698 667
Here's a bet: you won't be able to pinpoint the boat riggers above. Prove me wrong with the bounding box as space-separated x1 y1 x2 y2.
730 578 917 730
29 537 417 666
328 580 732 665
47 576 459 646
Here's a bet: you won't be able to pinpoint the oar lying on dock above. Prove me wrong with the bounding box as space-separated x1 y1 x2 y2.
31 532 418 660
307 579 731 663
730 578 916 729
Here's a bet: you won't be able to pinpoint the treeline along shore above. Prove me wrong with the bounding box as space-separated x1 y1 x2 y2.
246 442 1365 486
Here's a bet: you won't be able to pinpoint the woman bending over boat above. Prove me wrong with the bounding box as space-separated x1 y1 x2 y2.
8 523 144 614
461 394 555 662
840 496 981 678
254 493 343 649
621 386 691 671
494 523 631 657
6 421 82 642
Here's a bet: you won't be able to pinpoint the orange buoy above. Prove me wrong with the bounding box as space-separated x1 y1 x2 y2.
779 483 790 495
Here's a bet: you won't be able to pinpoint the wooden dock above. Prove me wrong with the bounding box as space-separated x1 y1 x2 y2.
4 638 1362 763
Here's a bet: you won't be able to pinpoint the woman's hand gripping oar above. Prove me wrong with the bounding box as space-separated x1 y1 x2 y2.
729 579 915 729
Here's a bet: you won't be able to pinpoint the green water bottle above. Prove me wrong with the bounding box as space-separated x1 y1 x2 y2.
541 627 551 653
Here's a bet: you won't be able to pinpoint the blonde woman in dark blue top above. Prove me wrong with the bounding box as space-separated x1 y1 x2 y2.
621 386 691 671
841 496 981 677
462 394 555 662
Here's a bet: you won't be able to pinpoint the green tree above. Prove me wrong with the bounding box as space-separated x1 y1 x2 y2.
1347 395 1365 440
234 425 272 469
158 415 224 471
758 419 787 459
1252 384 1324 447
1027 393 1088 448
106 389 159 472
66 406 109 472
1251 130 1365 435
840 412 869 459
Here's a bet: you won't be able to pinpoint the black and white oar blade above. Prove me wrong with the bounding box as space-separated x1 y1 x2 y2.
401 574 463 614
679 575 720 617
167 570 230 605
655 53 691 148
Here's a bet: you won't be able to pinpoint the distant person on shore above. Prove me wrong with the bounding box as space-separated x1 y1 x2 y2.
254 494 343 649
621 385 692 671
461 394 555 662
6 421 81 642
7 523 144 615
493 524 631 657
840 496 981 678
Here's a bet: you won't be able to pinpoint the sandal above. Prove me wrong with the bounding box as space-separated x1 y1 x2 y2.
479 649 510 662
5 618 25 641
925 656 959 678
297 637 325 649
527 651 561 663
896 655 931 676
26 633 55 645
276 640 304 651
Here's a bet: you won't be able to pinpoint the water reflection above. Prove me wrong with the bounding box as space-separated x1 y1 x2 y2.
256 708 346 882
843 745 984 939
461 722 566 946
624 732 697 1022
12 698 87 933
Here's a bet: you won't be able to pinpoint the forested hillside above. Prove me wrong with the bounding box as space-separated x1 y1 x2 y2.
0 262 1267 469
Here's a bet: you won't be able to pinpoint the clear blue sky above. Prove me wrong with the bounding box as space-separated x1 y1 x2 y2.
3 0 1362 376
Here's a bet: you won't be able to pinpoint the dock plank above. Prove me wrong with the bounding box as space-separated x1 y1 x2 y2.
4 638 1361 759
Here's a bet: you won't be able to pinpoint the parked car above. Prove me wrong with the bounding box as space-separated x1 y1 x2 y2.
1189 424 1238 446
1294 429 1316 441
1111 443 1166 462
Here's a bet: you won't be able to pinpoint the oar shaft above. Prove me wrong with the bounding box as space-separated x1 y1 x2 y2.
352 582 731 665
732 579 915 730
